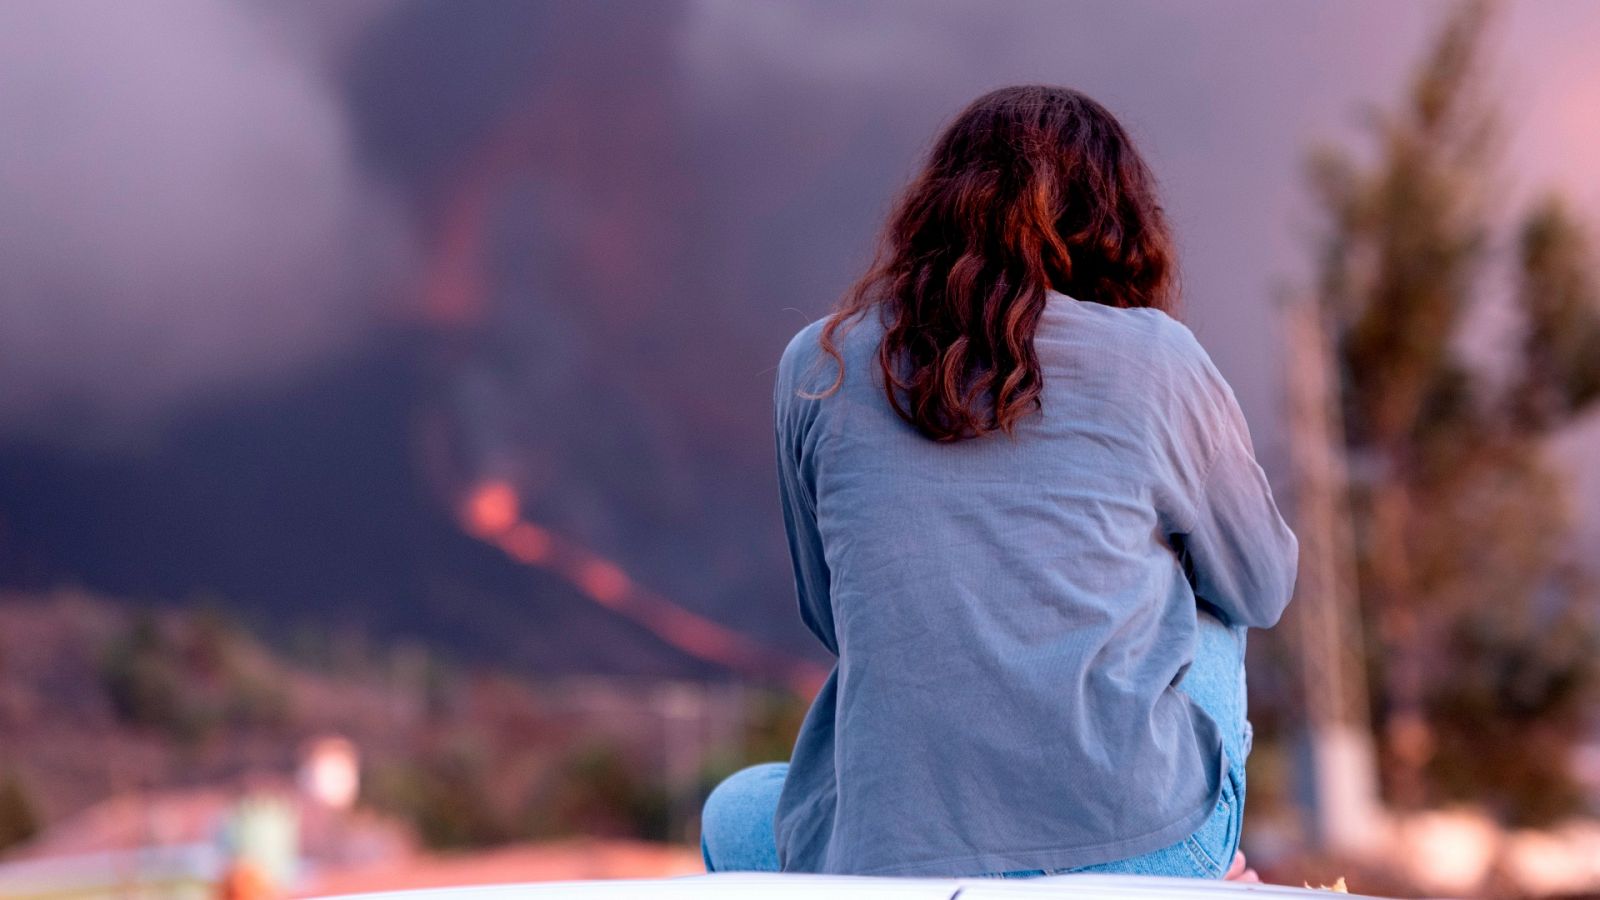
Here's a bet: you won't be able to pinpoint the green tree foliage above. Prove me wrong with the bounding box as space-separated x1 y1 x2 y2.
100 612 191 735
366 738 673 849
694 688 808 797
99 609 291 743
537 744 671 842
1307 0 1600 824
0 773 41 852
1512 199 1600 430
364 739 512 849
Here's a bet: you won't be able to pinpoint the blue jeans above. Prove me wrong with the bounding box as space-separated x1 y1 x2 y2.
701 609 1250 879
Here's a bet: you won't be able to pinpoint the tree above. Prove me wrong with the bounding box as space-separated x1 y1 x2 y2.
1306 0 1600 824
0 773 41 852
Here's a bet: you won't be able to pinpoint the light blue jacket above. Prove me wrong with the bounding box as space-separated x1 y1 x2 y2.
771 292 1298 876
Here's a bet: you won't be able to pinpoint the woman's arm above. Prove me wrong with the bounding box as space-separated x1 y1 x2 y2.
774 332 838 656
1176 342 1300 630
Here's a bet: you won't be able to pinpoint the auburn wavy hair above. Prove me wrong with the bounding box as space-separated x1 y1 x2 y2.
814 85 1178 441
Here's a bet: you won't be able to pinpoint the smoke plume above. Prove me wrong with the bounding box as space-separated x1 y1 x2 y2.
0 0 411 444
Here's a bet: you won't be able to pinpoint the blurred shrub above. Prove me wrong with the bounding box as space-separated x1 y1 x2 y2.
365 737 511 849
535 743 671 841
694 688 807 804
365 737 673 849
0 772 40 852
98 608 291 743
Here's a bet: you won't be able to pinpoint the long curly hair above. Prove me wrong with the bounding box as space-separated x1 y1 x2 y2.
814 85 1178 441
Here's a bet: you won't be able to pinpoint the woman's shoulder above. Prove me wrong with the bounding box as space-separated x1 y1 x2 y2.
778 317 828 371
1120 310 1250 452
776 311 883 395
1048 295 1222 389
776 317 827 394
1141 312 1232 399
1145 310 1223 384
1052 292 1196 348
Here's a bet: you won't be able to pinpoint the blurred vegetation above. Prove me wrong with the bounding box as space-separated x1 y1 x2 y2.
364 736 512 849
1306 0 1600 825
0 772 41 853
364 738 676 850
536 744 671 841
8 590 794 853
362 688 807 851
98 608 291 744
692 687 809 802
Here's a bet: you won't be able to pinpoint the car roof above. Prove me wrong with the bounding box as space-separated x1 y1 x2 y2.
316 871 1373 900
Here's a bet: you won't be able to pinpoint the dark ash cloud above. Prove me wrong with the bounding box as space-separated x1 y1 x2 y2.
0 0 412 444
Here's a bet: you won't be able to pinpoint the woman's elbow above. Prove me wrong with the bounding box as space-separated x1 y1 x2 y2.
1257 527 1301 629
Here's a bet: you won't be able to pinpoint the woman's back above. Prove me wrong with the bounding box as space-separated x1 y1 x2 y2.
770 293 1297 876
695 82 1298 880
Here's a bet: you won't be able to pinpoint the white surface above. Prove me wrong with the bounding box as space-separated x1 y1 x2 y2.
319 872 1380 900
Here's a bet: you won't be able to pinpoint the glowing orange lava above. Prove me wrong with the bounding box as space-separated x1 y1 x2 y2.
576 559 631 608
457 479 826 695
501 522 553 564
462 481 520 538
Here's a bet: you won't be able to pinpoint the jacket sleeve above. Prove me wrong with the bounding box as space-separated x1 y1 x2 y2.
1176 353 1300 630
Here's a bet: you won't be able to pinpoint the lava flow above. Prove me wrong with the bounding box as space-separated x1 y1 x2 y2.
460 480 826 696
